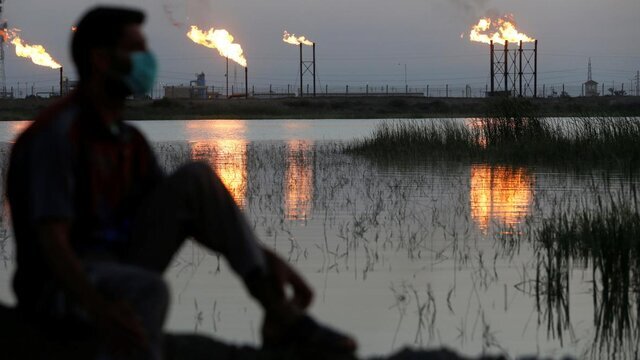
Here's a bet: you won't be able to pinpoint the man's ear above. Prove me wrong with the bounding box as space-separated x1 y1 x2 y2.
89 48 111 74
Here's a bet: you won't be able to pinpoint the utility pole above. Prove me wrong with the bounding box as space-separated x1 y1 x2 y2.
0 0 7 96
312 43 316 97
490 41 494 94
398 63 407 93
636 70 639 96
404 64 407 91
299 43 303 97
226 57 229 98
504 41 509 95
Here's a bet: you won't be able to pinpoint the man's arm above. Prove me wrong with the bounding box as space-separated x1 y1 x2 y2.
39 220 147 352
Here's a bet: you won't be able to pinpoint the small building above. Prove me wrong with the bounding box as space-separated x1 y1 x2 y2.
163 85 193 99
583 58 599 97
190 72 207 99
164 72 213 99
584 80 599 97
61 77 79 96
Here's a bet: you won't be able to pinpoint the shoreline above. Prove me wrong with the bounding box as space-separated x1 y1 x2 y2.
1 96 639 121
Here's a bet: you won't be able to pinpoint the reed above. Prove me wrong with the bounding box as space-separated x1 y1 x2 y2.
523 192 640 358
346 103 640 167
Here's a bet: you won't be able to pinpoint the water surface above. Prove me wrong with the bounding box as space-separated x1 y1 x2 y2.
0 119 637 358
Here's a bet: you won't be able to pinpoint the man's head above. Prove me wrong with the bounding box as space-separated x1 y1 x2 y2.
72 6 156 97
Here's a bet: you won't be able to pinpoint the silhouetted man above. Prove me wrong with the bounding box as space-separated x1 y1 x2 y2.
7 6 355 359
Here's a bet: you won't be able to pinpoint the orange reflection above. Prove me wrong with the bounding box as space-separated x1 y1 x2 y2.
10 121 32 142
284 140 314 221
190 139 247 208
470 165 533 231
185 120 246 141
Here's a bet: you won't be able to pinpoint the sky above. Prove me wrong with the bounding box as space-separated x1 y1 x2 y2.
2 0 639 96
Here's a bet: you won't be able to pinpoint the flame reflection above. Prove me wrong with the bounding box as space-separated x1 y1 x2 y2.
284 140 314 221
470 165 533 231
10 121 31 141
190 139 247 208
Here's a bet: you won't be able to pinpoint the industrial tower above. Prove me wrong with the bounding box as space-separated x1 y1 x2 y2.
489 40 538 97
584 58 599 97
0 0 7 95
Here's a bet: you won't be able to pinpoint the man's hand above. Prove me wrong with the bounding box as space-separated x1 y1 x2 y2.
245 247 357 355
94 299 149 356
263 247 314 310
244 247 313 340
245 247 313 313
39 221 148 354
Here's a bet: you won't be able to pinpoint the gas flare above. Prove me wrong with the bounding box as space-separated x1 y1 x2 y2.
469 16 534 45
187 25 247 67
283 31 313 46
3 29 62 69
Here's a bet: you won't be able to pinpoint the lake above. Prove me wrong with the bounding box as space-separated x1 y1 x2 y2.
0 119 638 359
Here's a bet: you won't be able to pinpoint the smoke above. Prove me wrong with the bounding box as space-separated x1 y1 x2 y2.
163 3 184 28
186 0 214 26
448 0 500 24
449 0 491 17
163 0 214 29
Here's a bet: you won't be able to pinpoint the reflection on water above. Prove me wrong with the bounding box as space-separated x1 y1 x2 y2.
9 122 30 141
185 119 247 141
190 140 248 208
188 138 316 216
284 140 314 221
186 120 249 207
470 164 533 231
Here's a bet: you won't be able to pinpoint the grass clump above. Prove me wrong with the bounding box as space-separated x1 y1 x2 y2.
346 99 640 167
344 120 477 159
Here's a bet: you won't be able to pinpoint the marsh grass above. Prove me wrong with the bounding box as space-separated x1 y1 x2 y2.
346 100 640 167
516 190 640 358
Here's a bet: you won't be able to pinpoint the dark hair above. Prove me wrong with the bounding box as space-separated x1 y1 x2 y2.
71 6 145 80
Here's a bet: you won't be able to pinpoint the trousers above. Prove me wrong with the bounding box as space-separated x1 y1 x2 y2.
40 162 267 360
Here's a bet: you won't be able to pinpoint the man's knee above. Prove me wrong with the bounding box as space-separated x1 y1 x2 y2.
94 264 170 318
180 161 213 180
135 270 170 315
174 161 231 196
172 161 218 188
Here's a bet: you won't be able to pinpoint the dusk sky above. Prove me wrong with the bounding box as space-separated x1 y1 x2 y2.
3 0 639 95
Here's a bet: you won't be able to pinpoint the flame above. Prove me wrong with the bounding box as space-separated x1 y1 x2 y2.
3 28 61 69
187 25 247 67
283 31 313 46
284 140 314 221
469 16 534 45
470 165 533 232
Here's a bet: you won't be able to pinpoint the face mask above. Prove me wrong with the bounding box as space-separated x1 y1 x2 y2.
122 51 157 95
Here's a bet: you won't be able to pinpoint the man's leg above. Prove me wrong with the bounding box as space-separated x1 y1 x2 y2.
87 261 169 360
125 162 356 357
127 161 265 278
